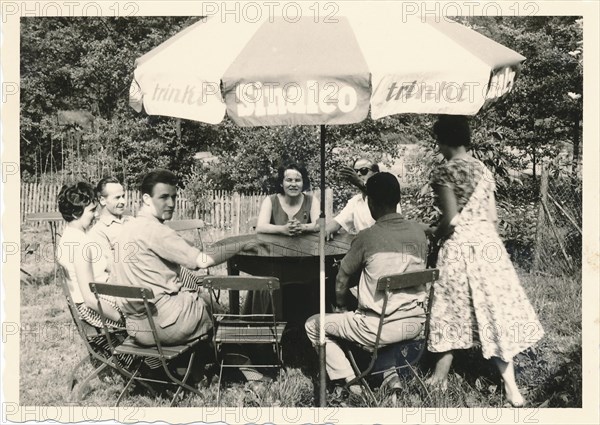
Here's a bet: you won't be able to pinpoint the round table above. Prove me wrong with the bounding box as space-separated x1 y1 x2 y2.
211 232 353 316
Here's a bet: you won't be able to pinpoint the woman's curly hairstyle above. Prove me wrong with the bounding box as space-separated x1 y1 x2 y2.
276 163 311 194
57 182 96 222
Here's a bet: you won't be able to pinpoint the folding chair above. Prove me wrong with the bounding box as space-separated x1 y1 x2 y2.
55 264 139 402
343 268 439 403
89 282 210 406
203 276 287 400
165 219 215 292
165 219 206 248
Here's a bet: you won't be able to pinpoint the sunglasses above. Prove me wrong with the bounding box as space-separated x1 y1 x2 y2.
354 167 372 176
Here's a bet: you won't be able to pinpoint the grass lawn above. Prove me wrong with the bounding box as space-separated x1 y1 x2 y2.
18 227 582 407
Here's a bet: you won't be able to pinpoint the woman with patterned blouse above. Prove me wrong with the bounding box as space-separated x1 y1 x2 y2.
424 115 544 407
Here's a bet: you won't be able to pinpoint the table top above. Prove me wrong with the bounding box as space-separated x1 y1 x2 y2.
25 212 64 222
211 232 354 258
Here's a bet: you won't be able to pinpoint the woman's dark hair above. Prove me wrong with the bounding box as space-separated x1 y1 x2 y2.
140 169 179 196
57 182 96 222
95 176 121 197
276 163 311 194
432 115 471 147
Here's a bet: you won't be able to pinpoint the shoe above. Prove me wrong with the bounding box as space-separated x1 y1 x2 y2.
240 367 273 383
381 373 402 392
503 398 528 408
347 383 363 396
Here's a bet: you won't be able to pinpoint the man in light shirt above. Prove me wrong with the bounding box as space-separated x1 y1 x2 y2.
89 177 128 272
113 169 264 346
326 157 401 237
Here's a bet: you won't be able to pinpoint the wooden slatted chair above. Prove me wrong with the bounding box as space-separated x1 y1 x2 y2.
165 219 215 294
343 268 439 403
203 276 287 400
55 264 148 402
165 219 206 249
89 282 210 406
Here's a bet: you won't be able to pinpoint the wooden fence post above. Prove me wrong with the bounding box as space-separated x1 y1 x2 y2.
533 167 548 273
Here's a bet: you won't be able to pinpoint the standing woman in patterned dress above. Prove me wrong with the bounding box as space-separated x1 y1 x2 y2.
424 115 544 407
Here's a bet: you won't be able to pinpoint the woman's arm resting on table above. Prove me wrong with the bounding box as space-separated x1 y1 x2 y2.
255 196 293 235
298 193 321 233
73 245 122 322
432 184 459 239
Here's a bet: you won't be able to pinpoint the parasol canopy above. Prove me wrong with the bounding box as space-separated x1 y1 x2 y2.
129 6 525 126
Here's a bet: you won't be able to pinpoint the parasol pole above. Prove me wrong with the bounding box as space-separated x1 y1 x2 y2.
318 124 327 407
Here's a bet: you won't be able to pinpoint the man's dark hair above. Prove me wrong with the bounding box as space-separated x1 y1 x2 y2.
140 169 179 196
57 182 96 222
95 176 121 197
366 172 401 208
276 163 311 194
352 157 380 173
432 115 471 147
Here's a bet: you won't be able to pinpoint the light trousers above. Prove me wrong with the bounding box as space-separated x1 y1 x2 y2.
305 306 425 380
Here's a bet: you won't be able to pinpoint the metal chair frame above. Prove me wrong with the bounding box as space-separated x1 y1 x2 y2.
203 276 287 400
165 219 220 301
55 264 156 402
343 268 439 403
89 282 209 406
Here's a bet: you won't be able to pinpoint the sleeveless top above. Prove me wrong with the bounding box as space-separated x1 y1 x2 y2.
269 194 313 225
57 225 109 304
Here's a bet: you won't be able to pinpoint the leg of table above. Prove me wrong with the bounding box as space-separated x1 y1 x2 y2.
227 259 240 315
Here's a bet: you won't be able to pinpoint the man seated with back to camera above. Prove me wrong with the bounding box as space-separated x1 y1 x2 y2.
305 172 429 395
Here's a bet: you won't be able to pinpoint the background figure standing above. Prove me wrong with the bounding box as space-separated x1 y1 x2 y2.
425 115 544 407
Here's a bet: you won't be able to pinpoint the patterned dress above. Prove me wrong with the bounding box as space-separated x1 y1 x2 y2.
427 155 544 361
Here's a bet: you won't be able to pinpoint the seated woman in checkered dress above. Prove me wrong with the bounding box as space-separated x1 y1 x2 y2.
56 182 136 368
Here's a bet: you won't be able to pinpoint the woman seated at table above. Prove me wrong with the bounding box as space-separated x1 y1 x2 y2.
56 182 135 368
57 182 124 326
245 163 320 319
255 162 320 235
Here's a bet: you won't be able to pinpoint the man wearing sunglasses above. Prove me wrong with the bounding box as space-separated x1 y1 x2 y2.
326 157 400 237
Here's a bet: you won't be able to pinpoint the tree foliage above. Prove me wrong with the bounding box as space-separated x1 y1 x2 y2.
20 16 583 207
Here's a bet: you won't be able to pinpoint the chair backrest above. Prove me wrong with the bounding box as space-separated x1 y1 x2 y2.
89 282 155 300
370 269 439 356
203 276 280 291
89 282 170 354
56 263 104 346
377 269 439 292
204 276 281 333
165 219 205 232
165 219 207 256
